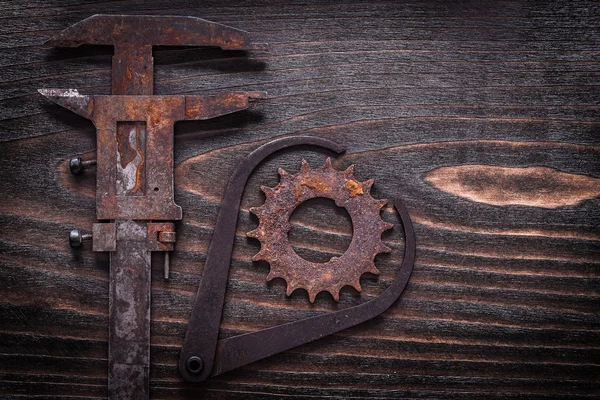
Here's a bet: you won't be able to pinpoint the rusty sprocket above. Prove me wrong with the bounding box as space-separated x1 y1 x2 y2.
248 158 393 302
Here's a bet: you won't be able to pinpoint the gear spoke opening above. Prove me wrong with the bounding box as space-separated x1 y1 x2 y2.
288 197 353 264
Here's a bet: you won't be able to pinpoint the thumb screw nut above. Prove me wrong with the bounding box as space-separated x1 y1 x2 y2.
69 157 96 175
69 157 84 175
69 230 91 248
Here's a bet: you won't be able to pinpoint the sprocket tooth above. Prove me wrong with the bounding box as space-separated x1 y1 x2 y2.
342 164 355 177
381 221 394 232
367 264 380 275
362 178 374 191
249 206 265 217
329 288 340 302
378 243 392 253
260 185 277 197
350 280 362 292
286 283 297 297
252 248 269 261
278 168 290 181
308 289 318 303
300 159 311 172
322 157 333 171
247 228 261 239
246 229 258 238
266 269 281 281
376 199 387 209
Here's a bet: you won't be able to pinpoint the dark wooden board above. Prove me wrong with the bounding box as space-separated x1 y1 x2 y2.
1 0 599 398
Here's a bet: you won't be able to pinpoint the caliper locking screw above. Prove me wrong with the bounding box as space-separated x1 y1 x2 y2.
69 156 97 175
69 229 92 248
158 230 177 279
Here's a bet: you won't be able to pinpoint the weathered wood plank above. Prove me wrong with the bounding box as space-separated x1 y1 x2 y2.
1 0 599 398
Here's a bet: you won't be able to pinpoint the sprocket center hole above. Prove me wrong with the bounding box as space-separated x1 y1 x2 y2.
288 197 353 264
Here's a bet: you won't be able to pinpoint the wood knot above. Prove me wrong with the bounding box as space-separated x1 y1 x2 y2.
425 165 600 208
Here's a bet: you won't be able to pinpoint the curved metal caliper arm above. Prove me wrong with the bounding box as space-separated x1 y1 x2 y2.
179 136 416 382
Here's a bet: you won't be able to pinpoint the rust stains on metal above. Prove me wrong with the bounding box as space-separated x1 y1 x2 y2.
345 179 364 197
44 15 268 96
38 89 264 221
41 14 268 397
248 158 393 303
37 89 93 119
146 222 176 252
185 92 266 120
44 14 268 51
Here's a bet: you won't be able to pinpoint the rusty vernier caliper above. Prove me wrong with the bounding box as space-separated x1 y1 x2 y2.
39 15 267 399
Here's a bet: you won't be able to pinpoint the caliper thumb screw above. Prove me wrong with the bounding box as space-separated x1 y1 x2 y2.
69 157 97 175
69 229 92 248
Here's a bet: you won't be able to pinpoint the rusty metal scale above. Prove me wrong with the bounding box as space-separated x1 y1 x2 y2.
41 14 416 399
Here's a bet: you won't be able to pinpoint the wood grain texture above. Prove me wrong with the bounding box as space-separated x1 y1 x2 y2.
1 0 599 398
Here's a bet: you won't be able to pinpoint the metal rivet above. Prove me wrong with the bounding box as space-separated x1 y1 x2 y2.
186 356 203 374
